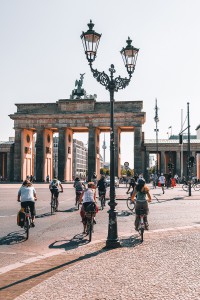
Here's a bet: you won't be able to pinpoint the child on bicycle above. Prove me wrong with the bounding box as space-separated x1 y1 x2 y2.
80 182 98 234
131 178 151 231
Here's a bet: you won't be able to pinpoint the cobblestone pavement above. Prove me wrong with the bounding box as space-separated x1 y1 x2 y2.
11 225 200 300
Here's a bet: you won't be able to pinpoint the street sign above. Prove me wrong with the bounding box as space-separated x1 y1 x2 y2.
124 162 129 167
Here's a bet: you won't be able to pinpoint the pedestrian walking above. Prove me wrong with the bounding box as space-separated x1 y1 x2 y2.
158 173 165 194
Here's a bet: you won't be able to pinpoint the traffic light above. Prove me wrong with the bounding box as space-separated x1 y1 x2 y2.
179 134 183 144
168 163 174 169
189 156 195 167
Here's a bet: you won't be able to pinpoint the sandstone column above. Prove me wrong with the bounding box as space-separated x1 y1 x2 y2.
43 129 53 181
21 129 34 181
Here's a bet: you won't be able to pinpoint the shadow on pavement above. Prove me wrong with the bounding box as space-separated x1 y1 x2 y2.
36 212 52 218
120 235 143 247
49 233 90 250
0 231 26 245
59 207 78 213
0 243 109 292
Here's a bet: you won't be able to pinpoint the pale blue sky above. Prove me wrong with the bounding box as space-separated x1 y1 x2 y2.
1 0 200 168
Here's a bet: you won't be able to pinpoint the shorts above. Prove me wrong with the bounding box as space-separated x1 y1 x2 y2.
50 189 59 197
21 201 36 217
98 190 106 196
135 201 149 216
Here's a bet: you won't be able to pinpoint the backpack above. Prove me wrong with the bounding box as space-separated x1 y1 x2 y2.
51 179 58 190
98 180 106 190
17 208 25 227
85 202 96 213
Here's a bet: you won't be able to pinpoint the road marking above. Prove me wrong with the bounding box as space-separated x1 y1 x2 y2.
0 249 66 274
0 252 17 255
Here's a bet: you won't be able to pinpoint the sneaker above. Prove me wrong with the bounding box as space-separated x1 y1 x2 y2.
93 219 96 224
31 222 35 228
144 223 149 230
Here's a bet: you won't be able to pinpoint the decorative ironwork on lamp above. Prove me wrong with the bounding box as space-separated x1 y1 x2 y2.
81 20 139 248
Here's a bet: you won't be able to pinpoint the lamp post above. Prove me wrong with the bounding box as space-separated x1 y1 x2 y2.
81 20 139 248
154 99 159 176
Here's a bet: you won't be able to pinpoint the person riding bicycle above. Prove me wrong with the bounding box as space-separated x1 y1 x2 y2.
80 182 98 234
49 176 63 211
97 175 107 205
73 177 85 206
131 178 151 231
17 180 37 227
126 177 136 196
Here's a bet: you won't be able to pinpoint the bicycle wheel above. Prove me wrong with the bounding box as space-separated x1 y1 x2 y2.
194 183 200 191
25 217 30 240
86 218 93 242
126 198 135 211
100 195 104 210
139 227 144 242
77 194 81 210
51 196 55 214
182 184 188 191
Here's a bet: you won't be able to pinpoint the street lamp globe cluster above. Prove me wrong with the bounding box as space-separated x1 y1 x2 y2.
81 20 139 248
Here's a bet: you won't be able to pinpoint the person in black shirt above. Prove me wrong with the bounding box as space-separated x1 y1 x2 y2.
126 177 136 196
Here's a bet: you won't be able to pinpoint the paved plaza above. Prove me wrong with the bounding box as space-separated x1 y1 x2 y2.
0 183 200 299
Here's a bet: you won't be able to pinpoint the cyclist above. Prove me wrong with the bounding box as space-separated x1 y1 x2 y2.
131 178 151 231
49 176 63 211
17 180 37 227
73 177 85 206
158 173 165 194
80 182 98 234
97 175 107 206
126 177 136 197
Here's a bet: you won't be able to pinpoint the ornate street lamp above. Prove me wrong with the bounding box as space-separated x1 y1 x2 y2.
81 20 139 248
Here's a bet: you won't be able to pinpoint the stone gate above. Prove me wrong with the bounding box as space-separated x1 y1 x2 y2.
9 98 146 181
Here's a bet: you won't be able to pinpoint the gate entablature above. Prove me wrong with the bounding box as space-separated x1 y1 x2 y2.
9 98 146 181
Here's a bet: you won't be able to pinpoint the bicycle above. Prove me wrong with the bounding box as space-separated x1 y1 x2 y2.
99 190 106 210
75 191 82 210
84 203 97 242
126 193 135 212
51 192 58 214
182 181 200 191
136 208 145 243
24 206 31 240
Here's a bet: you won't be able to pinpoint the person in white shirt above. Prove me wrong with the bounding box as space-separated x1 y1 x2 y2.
17 180 37 227
80 182 98 234
158 173 165 194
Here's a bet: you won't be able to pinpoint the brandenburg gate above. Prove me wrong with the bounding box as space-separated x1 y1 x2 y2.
9 98 145 182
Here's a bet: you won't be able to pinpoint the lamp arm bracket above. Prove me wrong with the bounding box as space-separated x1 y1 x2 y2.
90 65 110 89
114 76 131 92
